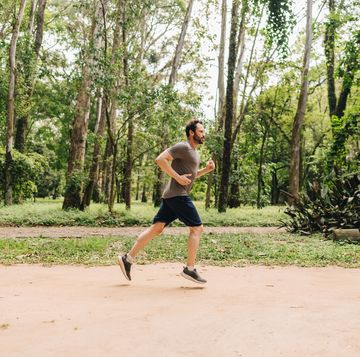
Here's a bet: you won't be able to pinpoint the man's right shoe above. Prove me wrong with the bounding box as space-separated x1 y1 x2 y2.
118 254 132 281
181 267 207 284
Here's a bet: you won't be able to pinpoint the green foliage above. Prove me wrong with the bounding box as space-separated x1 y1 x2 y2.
254 0 295 54
327 111 359 171
0 150 49 203
282 173 360 236
337 29 360 83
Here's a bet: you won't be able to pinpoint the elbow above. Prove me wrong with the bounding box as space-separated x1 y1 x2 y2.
155 156 160 165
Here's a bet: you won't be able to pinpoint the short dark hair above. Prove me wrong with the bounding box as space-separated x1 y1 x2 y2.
185 119 203 137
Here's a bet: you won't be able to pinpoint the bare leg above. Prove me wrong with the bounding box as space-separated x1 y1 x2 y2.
187 225 204 267
128 222 166 258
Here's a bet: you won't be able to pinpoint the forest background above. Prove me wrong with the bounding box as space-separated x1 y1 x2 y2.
0 0 359 231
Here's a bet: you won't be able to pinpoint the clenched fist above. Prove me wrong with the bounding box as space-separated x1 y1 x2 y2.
206 160 215 172
176 173 192 186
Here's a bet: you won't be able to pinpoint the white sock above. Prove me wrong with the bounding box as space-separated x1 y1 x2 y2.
187 266 195 271
126 254 134 264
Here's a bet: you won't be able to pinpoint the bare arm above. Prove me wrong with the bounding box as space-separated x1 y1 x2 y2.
155 150 192 186
196 159 215 178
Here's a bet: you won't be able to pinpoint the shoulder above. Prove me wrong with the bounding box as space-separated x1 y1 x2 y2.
168 141 190 152
167 141 191 159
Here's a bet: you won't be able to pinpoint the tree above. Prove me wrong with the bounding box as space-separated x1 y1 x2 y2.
15 0 47 152
205 0 227 210
218 0 239 213
63 1 104 210
4 0 27 205
289 0 312 203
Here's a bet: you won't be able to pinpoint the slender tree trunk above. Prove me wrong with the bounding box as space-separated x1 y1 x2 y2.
101 0 121 208
226 1 252 209
218 0 240 213
205 0 227 210
15 0 47 152
270 168 279 205
217 0 226 123
324 0 336 118
124 114 133 209
141 183 147 202
135 170 140 201
123 0 133 210
28 0 36 33
335 64 355 118
169 0 194 86
257 127 268 208
233 0 248 115
81 95 106 209
231 4 264 146
5 0 27 205
63 2 102 210
289 0 312 203
228 159 240 208
108 142 118 213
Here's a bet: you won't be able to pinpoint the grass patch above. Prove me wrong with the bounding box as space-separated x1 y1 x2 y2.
0 200 286 227
1 233 359 267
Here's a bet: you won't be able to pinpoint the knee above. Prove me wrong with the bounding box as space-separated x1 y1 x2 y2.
190 225 204 236
152 223 165 235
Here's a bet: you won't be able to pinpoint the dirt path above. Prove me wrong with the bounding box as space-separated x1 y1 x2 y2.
1 264 359 356
0 226 285 238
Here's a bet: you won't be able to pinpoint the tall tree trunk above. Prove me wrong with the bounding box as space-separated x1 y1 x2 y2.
228 159 240 208
289 0 312 203
101 0 121 208
141 183 147 202
232 0 248 115
124 114 133 209
218 0 240 213
169 0 194 86
103 96 118 204
232 4 264 146
205 0 227 210
81 95 106 210
154 0 194 206
28 0 36 33
15 0 47 152
123 0 133 210
257 127 268 208
216 0 226 123
63 2 102 210
335 63 355 118
324 0 336 118
4 0 27 205
270 168 279 205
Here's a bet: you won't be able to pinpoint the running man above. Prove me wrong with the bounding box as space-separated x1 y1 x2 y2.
118 119 215 284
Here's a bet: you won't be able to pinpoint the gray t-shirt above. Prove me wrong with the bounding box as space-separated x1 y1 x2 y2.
162 141 200 199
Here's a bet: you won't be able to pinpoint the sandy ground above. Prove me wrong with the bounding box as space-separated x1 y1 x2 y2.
1 264 360 357
0 226 285 238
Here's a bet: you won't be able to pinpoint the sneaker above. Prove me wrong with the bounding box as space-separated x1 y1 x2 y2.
181 267 207 284
118 254 132 281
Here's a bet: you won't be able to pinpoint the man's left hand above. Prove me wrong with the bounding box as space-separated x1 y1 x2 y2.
206 159 215 172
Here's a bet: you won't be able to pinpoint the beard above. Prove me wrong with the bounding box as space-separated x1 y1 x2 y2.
194 133 205 144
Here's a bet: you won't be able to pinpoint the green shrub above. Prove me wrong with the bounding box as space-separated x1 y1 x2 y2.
0 149 49 203
282 173 360 236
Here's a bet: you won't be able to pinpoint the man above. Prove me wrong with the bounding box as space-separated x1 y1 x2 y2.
118 119 215 284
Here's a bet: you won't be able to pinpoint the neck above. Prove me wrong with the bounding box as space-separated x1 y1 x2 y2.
187 138 198 149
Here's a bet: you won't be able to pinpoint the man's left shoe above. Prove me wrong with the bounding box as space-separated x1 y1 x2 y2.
118 254 132 281
181 267 207 284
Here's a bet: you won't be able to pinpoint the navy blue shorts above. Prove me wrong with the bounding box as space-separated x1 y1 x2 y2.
153 196 202 227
